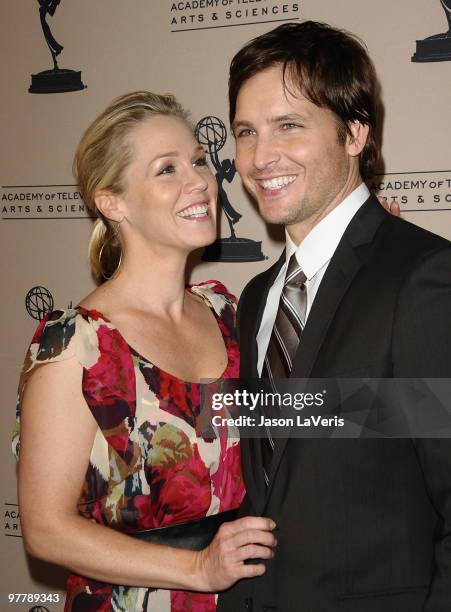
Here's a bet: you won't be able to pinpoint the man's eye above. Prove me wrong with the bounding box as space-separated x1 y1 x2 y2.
281 123 301 130
236 128 255 138
158 165 175 175
194 157 209 167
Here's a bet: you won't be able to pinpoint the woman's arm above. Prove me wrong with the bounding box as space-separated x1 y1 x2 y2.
19 357 276 592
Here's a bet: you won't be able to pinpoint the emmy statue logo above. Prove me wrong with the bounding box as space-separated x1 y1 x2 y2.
29 0 86 93
25 286 54 320
412 0 451 62
195 116 265 263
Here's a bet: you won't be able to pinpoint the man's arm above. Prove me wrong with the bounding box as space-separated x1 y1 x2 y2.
393 244 451 610
393 245 451 377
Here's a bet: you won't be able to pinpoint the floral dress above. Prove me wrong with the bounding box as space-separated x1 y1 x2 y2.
13 281 244 612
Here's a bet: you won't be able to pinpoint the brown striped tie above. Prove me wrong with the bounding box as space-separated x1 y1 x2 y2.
261 253 307 483
265 253 307 379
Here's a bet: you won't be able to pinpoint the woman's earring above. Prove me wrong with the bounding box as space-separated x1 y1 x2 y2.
99 244 122 280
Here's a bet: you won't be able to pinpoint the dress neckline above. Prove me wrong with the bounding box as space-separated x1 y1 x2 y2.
75 284 232 385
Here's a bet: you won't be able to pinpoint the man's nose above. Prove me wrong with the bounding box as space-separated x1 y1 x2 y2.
252 136 280 171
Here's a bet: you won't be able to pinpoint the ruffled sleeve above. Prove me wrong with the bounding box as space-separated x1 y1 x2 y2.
12 309 102 458
189 280 240 378
189 279 237 312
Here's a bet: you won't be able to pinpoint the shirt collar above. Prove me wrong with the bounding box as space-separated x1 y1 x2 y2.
285 182 370 280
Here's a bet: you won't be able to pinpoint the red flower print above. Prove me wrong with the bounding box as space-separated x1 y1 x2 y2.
83 325 136 427
212 442 245 512
171 590 216 611
151 447 212 526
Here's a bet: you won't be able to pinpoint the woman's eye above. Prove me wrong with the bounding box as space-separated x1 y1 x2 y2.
194 156 209 167
158 165 175 175
281 123 301 130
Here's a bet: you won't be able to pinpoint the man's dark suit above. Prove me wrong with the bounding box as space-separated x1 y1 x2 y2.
218 194 451 612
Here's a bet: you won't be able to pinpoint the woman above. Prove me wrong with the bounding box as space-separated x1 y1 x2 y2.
13 91 276 611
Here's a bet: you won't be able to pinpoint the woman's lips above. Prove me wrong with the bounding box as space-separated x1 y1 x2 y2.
176 201 210 220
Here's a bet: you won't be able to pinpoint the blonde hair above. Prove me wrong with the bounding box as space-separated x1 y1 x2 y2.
73 91 189 282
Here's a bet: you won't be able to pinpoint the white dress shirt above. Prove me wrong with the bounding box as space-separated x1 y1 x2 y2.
256 183 370 375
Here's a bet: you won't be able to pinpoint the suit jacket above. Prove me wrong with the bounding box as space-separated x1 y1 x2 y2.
218 195 451 612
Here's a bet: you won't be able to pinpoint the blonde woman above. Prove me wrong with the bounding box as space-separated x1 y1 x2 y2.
13 92 276 612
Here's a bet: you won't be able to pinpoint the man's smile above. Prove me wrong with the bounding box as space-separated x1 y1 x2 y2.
255 175 298 195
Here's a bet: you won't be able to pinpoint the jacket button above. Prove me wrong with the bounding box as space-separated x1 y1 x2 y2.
244 598 253 611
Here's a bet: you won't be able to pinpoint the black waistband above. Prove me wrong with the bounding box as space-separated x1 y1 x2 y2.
130 509 239 551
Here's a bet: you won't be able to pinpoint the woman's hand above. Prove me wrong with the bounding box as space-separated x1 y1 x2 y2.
194 516 277 592
378 195 400 216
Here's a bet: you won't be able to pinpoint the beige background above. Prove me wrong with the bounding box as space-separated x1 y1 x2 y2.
1 0 450 608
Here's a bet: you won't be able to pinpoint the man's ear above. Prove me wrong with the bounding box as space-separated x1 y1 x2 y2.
346 121 370 157
94 191 125 223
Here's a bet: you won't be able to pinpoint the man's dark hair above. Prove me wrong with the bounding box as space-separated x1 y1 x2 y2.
229 21 380 180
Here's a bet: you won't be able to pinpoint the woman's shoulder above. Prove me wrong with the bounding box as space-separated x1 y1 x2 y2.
24 306 113 372
188 280 237 313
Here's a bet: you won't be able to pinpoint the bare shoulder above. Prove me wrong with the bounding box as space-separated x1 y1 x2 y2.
19 355 98 528
21 353 95 428
77 281 111 313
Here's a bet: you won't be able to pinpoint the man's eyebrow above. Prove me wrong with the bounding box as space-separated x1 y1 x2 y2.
232 113 308 133
271 113 308 123
231 119 252 133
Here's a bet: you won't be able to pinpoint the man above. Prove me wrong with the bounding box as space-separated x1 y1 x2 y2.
218 21 451 612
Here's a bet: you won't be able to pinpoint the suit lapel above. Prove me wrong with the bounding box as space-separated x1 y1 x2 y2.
264 196 388 506
290 244 362 378
238 251 285 377
238 251 286 511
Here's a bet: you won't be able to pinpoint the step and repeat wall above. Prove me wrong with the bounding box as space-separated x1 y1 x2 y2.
1 0 450 609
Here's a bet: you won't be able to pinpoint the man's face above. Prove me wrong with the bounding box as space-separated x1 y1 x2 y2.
232 64 362 241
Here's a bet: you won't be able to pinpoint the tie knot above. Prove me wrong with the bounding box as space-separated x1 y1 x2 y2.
285 253 306 287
